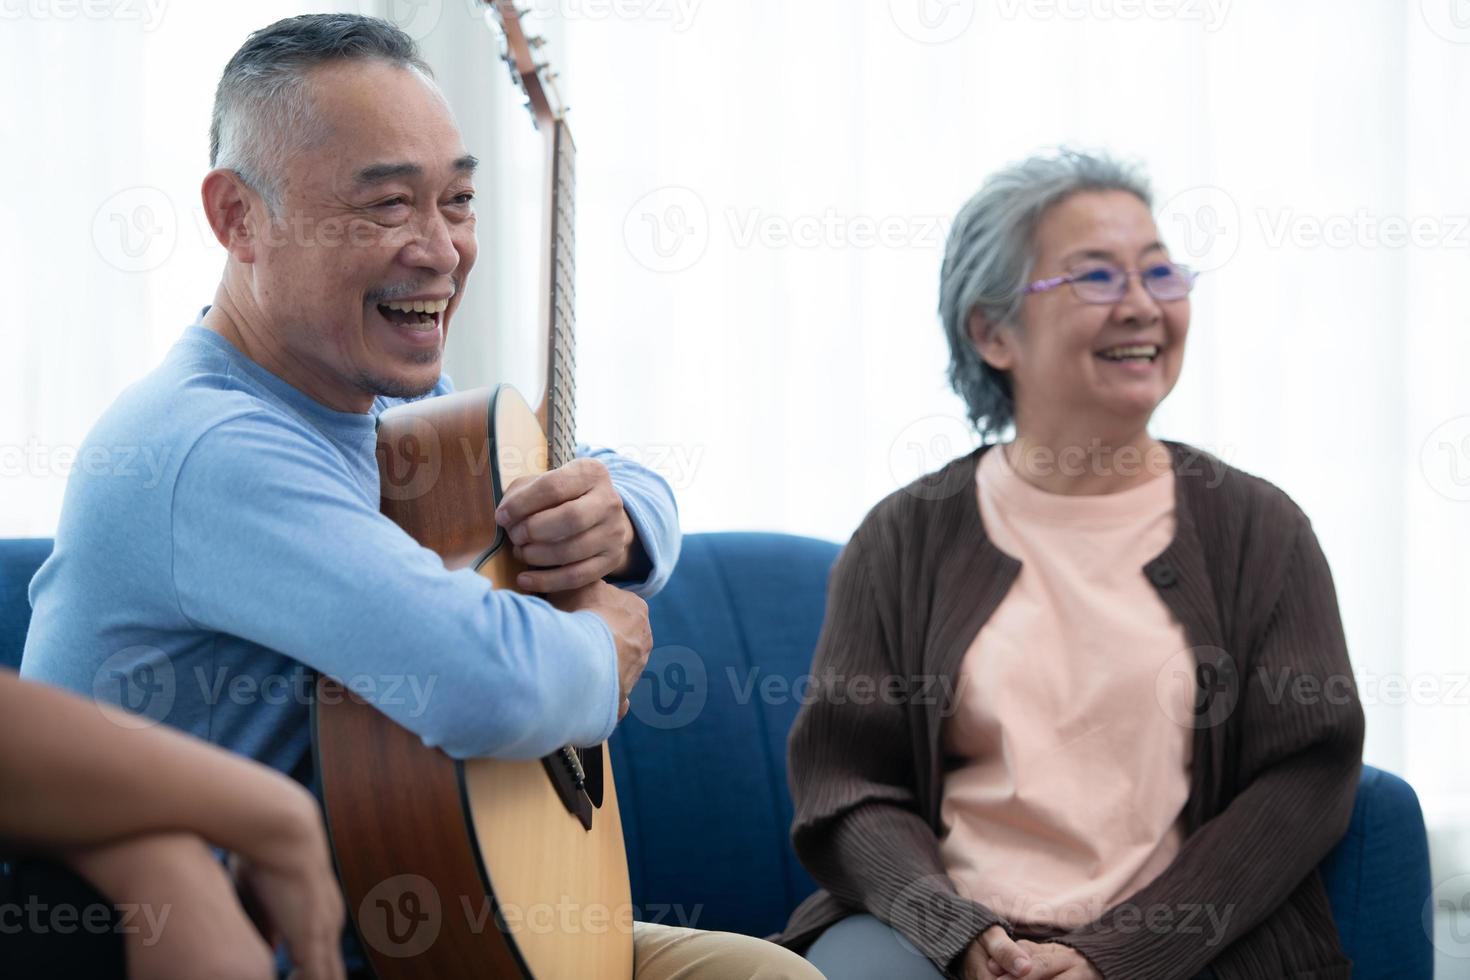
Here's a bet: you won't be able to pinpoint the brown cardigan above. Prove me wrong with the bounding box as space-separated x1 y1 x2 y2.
776 441 1365 980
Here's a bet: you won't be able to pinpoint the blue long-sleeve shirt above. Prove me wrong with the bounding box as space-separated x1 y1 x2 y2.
19 323 681 777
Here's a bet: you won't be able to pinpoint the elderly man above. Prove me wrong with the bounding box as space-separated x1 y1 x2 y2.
19 13 821 980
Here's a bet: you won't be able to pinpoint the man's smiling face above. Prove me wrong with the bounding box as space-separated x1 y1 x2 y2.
244 58 478 409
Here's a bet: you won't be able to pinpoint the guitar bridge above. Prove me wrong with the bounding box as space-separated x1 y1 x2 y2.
541 745 594 831
560 745 586 787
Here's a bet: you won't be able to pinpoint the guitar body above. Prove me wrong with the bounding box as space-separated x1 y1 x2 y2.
313 384 634 979
313 7 630 975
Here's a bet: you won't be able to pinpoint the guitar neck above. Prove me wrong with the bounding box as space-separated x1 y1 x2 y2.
543 118 576 471
486 0 577 470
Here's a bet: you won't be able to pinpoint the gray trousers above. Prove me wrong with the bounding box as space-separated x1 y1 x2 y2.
805 914 1219 980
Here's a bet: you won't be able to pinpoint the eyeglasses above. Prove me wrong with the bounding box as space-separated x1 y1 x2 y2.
1021 261 1198 304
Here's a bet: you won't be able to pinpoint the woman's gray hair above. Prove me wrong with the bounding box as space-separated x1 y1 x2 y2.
209 14 434 213
938 148 1153 440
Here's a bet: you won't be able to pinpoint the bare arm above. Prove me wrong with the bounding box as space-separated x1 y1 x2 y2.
0 669 344 979
0 668 318 862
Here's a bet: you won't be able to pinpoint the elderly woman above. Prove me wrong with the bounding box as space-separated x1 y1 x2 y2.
775 150 1365 980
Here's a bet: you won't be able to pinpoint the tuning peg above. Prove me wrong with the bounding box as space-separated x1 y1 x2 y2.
528 35 546 48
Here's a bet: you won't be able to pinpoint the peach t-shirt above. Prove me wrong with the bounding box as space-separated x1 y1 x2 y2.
938 445 1194 932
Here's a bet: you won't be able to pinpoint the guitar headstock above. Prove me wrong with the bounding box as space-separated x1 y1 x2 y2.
484 0 567 129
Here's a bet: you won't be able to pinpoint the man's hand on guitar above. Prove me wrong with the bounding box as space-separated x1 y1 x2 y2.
549 583 652 719
495 458 639 593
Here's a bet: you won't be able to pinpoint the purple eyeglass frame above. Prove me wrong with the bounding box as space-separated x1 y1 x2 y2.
1021 262 1199 302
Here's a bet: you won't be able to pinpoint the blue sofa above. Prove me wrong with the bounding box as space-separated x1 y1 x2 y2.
1 533 1435 978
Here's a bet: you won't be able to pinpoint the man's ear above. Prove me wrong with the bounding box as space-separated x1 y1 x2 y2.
201 168 263 263
967 308 1015 372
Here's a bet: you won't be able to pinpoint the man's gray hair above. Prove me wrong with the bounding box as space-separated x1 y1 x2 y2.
938 149 1153 441
209 13 434 212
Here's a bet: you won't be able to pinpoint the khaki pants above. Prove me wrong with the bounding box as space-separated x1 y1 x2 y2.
634 922 826 979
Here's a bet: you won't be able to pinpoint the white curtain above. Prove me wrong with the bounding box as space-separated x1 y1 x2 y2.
553 0 1469 907
0 0 552 539
3 0 1466 929
1 0 365 530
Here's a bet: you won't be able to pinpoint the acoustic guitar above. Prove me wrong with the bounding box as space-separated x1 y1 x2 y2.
312 3 634 977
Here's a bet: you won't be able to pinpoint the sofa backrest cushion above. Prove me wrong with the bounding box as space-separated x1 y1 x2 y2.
611 531 839 937
0 539 52 673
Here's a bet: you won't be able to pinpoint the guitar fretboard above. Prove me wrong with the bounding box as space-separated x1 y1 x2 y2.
547 119 576 471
